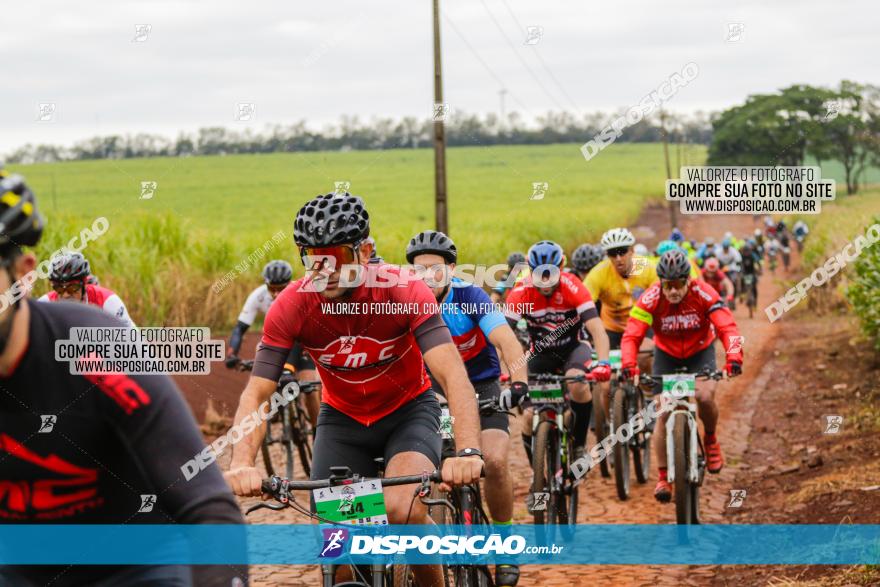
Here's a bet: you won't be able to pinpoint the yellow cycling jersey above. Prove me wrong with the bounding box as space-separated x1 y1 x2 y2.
584 257 658 333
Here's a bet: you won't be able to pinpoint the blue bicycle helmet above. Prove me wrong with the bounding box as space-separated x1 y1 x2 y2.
527 240 564 269
670 228 684 243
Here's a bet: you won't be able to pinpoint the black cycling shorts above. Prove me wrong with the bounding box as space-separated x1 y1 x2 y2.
310 390 442 481
651 343 717 387
285 342 316 372
432 377 509 434
528 341 593 375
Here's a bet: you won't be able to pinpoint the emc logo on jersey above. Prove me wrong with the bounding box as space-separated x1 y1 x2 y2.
319 528 350 558
314 333 409 370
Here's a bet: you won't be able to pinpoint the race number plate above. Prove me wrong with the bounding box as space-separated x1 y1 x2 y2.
662 374 696 398
609 349 622 370
439 407 455 439
529 384 565 404
313 480 388 525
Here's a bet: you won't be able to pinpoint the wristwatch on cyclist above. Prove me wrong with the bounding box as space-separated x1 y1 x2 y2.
457 448 483 460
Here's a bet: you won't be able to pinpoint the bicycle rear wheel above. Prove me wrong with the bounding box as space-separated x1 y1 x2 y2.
292 401 313 477
612 387 631 501
260 436 275 477
280 405 296 480
673 413 693 524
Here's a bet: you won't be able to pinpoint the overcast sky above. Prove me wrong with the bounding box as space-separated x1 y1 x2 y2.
2 0 875 153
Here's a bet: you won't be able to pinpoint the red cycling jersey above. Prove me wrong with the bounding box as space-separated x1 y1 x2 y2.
621 279 742 367
700 268 730 298
503 271 598 355
261 265 437 426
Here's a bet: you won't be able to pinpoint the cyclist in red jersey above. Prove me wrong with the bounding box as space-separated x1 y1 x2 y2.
503 240 611 462
700 257 735 305
224 193 482 587
37 252 136 328
620 249 743 502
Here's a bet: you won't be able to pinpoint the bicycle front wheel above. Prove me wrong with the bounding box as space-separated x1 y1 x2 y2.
530 419 554 525
612 386 631 501
672 413 694 524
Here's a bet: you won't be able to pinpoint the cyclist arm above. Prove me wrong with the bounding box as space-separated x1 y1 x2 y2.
707 300 743 364
487 323 527 383
102 294 136 328
96 373 249 585
229 288 263 356
229 321 250 356
621 287 657 368
584 315 609 361
721 275 735 300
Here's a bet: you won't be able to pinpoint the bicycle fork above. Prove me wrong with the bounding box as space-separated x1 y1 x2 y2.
664 402 700 484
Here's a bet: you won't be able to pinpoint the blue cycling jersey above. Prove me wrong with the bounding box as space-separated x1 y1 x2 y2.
439 278 506 382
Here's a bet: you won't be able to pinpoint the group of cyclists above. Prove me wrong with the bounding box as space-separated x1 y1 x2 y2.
2 168 810 586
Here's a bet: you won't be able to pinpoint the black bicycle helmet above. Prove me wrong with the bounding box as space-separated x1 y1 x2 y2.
294 193 370 247
572 244 604 274
405 230 457 264
527 240 564 269
0 173 44 255
506 252 526 270
656 249 692 280
49 252 90 282
262 260 293 285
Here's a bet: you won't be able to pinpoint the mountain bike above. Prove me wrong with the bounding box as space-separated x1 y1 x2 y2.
525 372 594 525
428 396 509 586
250 467 449 587
643 368 726 524
609 371 652 500
235 359 320 478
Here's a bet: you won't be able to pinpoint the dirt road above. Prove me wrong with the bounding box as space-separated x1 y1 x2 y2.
192 206 794 586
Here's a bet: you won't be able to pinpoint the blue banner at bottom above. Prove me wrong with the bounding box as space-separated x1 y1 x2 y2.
0 525 878 565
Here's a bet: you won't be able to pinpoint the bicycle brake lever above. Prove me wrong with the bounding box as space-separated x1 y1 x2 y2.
245 502 287 515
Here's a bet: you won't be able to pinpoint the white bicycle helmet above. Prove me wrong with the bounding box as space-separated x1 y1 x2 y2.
600 228 636 251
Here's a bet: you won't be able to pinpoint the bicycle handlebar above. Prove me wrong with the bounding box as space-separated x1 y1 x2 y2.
231 358 321 393
261 470 443 495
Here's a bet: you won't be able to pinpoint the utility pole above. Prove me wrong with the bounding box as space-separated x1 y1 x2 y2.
432 0 448 234
659 109 678 230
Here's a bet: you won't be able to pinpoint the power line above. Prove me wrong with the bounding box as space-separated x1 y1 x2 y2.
441 11 535 118
477 0 569 113
496 0 583 114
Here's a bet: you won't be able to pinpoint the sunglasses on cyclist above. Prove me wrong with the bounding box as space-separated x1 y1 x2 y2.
299 241 362 270
51 281 84 295
606 247 630 258
660 278 689 290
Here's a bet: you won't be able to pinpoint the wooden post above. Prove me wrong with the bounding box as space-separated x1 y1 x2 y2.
433 0 448 234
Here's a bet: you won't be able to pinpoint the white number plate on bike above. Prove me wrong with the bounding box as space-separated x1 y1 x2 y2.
609 350 622 370
313 480 389 525
529 384 565 404
439 407 455 439
662 374 696 398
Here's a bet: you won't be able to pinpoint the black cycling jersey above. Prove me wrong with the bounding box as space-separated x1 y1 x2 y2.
741 251 760 274
0 300 247 586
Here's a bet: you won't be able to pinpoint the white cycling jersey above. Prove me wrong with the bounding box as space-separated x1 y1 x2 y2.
237 284 274 326
713 245 742 272
39 284 136 328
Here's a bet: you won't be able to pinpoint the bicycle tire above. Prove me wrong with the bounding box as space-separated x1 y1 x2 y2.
293 402 313 477
455 487 489 587
673 413 692 524
281 404 296 480
594 386 611 478
631 386 650 484
565 431 579 524
530 419 553 525
260 435 275 477
612 386 631 501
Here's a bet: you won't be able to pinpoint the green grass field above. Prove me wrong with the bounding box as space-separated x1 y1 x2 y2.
10 142 877 327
